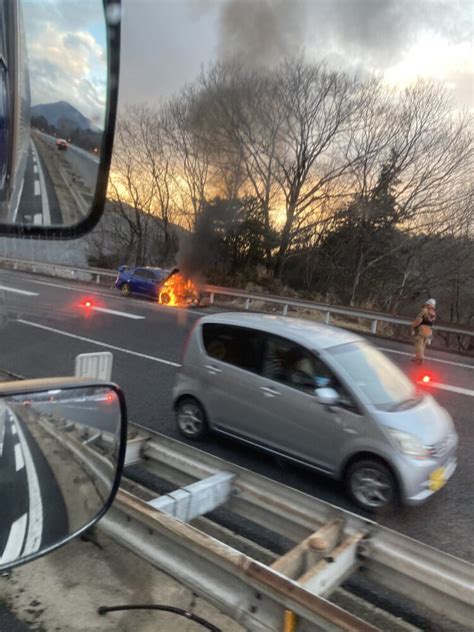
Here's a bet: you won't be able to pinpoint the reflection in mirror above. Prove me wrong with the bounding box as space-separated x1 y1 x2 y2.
0 385 121 568
0 0 107 227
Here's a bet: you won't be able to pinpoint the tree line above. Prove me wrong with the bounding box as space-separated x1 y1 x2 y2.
96 56 473 334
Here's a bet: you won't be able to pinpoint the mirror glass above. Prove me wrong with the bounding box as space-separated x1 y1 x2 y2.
0 0 108 228
0 385 121 568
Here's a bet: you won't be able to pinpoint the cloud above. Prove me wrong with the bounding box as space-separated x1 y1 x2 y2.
22 1 106 123
215 0 307 67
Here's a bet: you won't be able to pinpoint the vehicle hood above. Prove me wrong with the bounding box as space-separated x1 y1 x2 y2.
375 394 455 445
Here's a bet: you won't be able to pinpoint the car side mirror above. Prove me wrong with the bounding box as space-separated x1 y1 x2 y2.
0 378 127 571
314 387 339 407
0 0 120 237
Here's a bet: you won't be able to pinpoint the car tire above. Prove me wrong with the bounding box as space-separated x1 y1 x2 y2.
160 291 171 305
121 283 131 297
176 397 208 441
346 458 398 511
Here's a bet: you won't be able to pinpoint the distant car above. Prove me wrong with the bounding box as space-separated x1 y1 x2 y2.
55 138 68 150
173 313 458 511
114 265 171 299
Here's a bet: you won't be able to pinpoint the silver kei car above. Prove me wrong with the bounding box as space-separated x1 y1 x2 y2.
173 313 458 511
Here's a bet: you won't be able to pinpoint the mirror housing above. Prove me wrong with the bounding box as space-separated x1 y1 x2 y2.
0 377 127 572
314 387 339 407
0 0 120 237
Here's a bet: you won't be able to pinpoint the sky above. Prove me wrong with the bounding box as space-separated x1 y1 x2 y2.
22 0 107 127
21 0 473 122
118 0 473 109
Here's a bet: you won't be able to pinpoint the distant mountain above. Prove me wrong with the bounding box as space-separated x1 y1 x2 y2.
31 101 100 133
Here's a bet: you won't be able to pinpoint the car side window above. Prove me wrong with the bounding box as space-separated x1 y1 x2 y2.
261 334 359 410
262 334 322 393
202 324 263 373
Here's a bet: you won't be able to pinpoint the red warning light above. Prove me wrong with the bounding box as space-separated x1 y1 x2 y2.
421 374 431 384
84 300 92 308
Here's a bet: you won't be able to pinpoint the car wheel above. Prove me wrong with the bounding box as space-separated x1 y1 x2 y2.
176 397 208 441
346 458 398 511
121 283 131 297
160 291 171 305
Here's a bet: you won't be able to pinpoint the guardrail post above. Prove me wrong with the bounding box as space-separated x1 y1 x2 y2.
96 274 101 284
371 320 378 334
209 292 215 305
324 312 331 325
13 262 17 270
283 305 288 316
245 298 251 310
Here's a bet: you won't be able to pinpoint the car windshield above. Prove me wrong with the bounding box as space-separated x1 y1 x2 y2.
328 341 418 411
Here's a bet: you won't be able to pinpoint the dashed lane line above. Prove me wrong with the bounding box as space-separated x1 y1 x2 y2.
34 180 40 196
423 382 474 397
378 346 474 371
11 410 44 556
14 443 25 471
0 514 27 565
91 306 145 320
31 141 51 225
17 319 181 368
0 285 39 296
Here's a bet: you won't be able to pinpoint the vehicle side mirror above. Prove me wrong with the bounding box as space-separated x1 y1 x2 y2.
0 0 120 237
0 378 127 571
314 387 339 406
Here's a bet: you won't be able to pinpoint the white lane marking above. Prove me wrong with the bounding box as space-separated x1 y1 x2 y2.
422 382 474 397
0 285 39 296
11 410 44 556
11 424 17 435
34 180 40 196
10 175 25 224
378 347 474 371
33 165 38 174
31 141 51 225
0 514 27 564
5 277 208 316
18 319 181 368
91 306 145 320
33 213 43 225
14 443 25 471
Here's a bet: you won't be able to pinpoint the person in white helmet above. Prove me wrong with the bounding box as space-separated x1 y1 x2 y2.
411 298 437 364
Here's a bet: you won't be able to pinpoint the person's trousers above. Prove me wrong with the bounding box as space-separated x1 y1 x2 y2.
414 334 428 361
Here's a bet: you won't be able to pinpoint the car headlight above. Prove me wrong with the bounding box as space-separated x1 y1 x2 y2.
386 428 431 459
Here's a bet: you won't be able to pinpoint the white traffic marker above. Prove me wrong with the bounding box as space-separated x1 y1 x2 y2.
91 306 145 320
11 424 17 435
34 180 40 196
11 411 44 556
378 347 474 371
18 319 181 367
0 285 39 296
33 165 38 174
14 443 25 471
0 514 27 564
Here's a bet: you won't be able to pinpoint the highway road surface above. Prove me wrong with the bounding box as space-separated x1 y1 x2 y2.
0 269 473 563
15 139 61 226
0 405 68 565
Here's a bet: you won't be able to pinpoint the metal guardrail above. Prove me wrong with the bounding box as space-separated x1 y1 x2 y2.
83 423 474 631
1 256 473 341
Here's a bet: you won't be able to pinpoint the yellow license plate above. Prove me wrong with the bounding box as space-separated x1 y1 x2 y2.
429 467 447 492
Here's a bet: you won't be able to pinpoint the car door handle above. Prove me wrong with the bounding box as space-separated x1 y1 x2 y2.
260 386 281 398
205 364 222 375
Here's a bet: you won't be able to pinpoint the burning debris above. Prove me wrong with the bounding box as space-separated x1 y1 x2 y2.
158 268 201 308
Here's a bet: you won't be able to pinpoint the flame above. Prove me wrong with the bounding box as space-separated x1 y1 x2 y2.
159 272 200 307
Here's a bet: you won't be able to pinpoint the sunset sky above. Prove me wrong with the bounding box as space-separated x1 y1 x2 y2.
22 0 473 122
